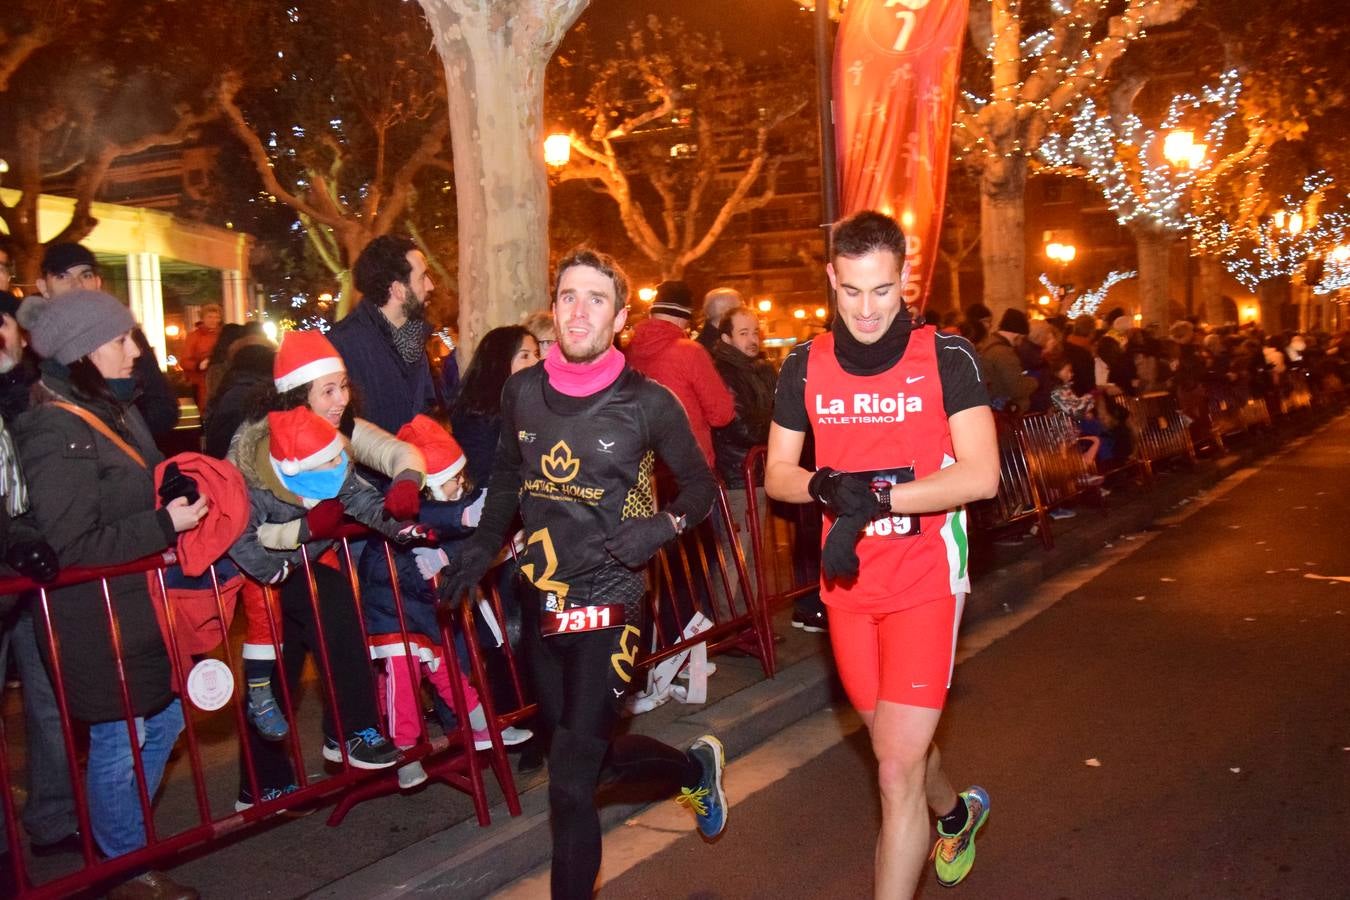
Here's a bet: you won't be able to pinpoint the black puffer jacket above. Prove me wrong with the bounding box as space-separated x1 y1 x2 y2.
710 342 778 486
14 370 178 723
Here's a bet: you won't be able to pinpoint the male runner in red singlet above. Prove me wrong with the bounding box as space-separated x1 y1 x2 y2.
765 211 1000 896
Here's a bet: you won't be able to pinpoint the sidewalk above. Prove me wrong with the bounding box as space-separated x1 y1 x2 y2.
307 420 1310 899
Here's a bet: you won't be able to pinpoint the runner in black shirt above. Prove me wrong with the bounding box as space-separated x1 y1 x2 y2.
441 249 728 899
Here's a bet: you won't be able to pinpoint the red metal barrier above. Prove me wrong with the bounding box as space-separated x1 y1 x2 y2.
0 528 523 898
740 446 820 619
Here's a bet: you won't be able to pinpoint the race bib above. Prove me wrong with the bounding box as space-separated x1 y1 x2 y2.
540 603 627 637
854 465 920 539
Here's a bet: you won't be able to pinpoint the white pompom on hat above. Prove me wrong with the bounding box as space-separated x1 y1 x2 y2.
268 407 344 477
396 414 465 487
274 329 346 393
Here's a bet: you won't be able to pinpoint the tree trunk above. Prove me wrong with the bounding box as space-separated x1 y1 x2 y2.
419 0 588 366
1134 225 1175 330
979 156 1027 321
1197 254 1227 326
1256 276 1288 332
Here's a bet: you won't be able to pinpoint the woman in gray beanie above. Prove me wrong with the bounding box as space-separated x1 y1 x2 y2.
14 289 208 900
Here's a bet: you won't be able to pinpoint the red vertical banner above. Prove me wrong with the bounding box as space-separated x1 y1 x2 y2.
834 0 969 313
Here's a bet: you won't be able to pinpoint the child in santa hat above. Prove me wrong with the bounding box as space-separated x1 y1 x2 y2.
358 414 532 790
228 406 432 772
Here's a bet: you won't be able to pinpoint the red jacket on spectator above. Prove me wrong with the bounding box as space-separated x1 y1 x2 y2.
625 317 735 467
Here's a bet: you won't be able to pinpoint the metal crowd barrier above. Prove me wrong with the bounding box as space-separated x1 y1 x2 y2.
1121 391 1198 481
0 528 525 898
740 447 822 618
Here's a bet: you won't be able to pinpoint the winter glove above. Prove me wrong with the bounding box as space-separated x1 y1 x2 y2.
299 499 346 542
6 540 60 584
383 470 422 521
412 546 449 581
393 523 439 546
821 510 871 582
604 513 678 569
808 467 880 519
461 490 487 528
438 540 495 608
157 462 200 506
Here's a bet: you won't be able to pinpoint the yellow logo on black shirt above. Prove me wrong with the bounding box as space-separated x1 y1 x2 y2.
542 440 581 484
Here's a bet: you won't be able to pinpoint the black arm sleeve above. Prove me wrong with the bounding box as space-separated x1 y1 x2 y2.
645 384 717 528
936 333 991 416
770 343 811 432
469 381 524 551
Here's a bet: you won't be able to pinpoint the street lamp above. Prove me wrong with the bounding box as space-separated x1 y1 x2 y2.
637 286 657 303
757 298 773 314
544 132 571 169
1163 129 1207 318
793 308 807 320
1044 241 1076 308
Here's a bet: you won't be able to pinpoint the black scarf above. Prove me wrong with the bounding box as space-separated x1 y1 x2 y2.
830 308 916 376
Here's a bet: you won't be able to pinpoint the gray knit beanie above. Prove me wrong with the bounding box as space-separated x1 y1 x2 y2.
25 290 138 365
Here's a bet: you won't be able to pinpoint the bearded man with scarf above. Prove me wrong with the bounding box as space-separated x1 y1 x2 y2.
765 211 1001 898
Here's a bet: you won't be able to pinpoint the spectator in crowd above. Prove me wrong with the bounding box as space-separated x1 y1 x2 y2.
709 306 776 599
0 239 15 298
14 290 208 900
359 415 532 790
228 406 410 773
451 325 541 488
964 302 994 334
626 280 735 467
22 243 179 438
0 288 75 881
979 308 1037 412
522 309 558 359
201 343 277 459
697 286 744 352
181 303 223 408
1065 315 1099 395
329 235 437 435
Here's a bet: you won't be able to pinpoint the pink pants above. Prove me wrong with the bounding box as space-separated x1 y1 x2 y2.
378 652 479 748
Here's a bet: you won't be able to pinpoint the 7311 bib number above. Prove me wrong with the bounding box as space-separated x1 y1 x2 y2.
540 603 626 637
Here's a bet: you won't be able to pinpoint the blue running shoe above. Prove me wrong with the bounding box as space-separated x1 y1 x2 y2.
247 685 289 742
679 735 727 840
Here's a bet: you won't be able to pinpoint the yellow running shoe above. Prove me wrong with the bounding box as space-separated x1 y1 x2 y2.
932 786 990 887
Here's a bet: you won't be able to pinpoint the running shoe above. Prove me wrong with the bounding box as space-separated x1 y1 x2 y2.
932 786 990 887
234 783 313 816
678 734 727 840
397 760 429 790
792 608 828 633
1047 507 1077 520
323 728 400 769
472 724 535 751
246 688 289 742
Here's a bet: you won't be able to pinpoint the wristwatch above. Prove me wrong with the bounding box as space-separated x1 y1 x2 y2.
872 485 892 514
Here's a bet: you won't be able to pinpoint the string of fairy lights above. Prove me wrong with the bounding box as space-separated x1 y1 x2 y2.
1037 70 1242 232
1221 173 1350 291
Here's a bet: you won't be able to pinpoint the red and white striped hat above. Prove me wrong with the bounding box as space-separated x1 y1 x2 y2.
397 415 466 487
268 407 344 476
274 330 345 393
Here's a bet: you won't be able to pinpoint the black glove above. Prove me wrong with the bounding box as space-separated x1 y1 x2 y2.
6 540 60 584
808 467 880 519
438 540 495 608
158 462 200 506
604 513 678 569
821 511 871 582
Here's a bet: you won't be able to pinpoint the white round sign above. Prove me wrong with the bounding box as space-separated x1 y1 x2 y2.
186 658 235 712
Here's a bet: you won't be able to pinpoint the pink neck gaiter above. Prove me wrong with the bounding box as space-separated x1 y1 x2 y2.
543 343 625 397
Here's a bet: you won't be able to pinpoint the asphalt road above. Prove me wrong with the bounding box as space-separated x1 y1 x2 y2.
591 417 1350 899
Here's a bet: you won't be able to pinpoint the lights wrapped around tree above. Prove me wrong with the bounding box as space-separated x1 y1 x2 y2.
1067 270 1137 318
1038 70 1241 233
1222 173 1350 291
1313 245 1350 296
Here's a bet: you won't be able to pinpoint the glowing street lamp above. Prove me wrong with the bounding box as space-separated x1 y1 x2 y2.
1163 129 1208 170
637 286 657 303
1045 242 1076 264
757 298 773 314
792 308 807 320
544 132 572 169
814 306 827 319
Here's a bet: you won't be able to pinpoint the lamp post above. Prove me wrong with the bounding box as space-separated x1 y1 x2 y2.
1163 129 1207 319
544 132 572 169
1044 240 1076 310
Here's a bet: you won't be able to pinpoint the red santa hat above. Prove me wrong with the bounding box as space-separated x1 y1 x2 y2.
274 329 345 393
396 415 466 487
268 407 344 476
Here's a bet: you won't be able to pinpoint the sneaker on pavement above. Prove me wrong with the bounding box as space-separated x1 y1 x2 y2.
234 783 313 817
1047 506 1077 520
106 869 199 900
473 724 534 751
246 691 289 742
678 734 727 840
933 786 990 887
397 760 429 790
791 607 828 633
323 728 400 770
